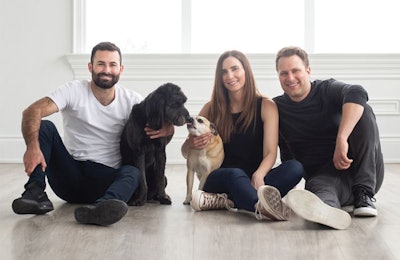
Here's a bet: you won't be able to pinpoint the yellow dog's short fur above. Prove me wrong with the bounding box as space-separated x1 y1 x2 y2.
181 116 224 205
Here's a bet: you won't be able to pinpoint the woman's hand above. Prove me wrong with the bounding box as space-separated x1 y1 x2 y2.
186 132 213 150
251 171 266 190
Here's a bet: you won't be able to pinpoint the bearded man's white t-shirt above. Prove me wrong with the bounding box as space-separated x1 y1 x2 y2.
48 80 143 169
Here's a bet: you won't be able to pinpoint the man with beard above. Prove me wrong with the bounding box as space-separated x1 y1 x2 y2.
12 42 174 226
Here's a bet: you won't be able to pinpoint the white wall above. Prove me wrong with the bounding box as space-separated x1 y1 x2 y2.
0 0 73 162
1 1 400 164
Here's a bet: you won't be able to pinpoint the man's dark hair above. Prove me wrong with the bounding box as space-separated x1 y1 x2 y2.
90 42 122 64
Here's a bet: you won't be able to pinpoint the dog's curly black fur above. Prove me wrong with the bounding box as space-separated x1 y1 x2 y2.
120 83 189 206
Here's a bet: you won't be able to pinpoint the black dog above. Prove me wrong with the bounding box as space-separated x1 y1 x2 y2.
120 83 189 206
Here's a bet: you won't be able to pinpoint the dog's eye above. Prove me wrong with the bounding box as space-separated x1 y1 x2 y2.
197 118 203 123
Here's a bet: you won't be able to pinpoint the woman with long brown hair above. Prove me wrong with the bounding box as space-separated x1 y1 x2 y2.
183 50 304 221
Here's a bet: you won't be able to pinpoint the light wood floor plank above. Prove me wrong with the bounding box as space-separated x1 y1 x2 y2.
1 164 399 260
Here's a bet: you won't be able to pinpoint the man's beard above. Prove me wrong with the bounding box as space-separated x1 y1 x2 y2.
92 72 120 89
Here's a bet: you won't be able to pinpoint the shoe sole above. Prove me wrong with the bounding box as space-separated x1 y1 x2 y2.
12 198 54 215
74 199 128 226
257 185 289 221
286 189 351 230
341 205 354 213
354 207 378 217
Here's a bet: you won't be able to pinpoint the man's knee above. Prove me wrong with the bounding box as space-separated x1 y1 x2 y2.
40 120 56 131
306 176 341 208
38 120 59 140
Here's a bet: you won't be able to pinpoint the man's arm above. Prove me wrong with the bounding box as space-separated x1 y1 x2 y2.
22 97 59 175
333 102 364 170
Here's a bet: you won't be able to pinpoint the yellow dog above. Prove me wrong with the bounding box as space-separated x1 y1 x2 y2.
181 116 224 205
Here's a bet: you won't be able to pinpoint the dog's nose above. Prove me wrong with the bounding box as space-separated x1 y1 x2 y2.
186 116 194 124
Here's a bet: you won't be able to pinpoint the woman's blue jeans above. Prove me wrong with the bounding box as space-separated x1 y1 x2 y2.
26 120 141 204
203 159 304 212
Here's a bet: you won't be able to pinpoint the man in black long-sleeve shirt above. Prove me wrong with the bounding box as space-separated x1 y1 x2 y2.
273 46 384 230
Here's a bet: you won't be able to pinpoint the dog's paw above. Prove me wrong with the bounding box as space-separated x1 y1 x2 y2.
183 196 191 205
157 194 172 205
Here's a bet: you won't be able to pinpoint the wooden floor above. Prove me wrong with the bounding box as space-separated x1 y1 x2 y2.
1 163 399 260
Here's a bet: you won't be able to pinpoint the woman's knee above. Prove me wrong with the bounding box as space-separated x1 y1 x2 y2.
229 168 249 179
204 168 249 192
209 168 248 180
283 159 304 177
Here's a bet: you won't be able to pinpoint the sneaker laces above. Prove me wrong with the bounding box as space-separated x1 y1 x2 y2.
202 193 233 210
355 187 377 202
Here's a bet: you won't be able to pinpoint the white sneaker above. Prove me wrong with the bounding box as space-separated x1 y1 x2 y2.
255 185 291 221
286 189 351 230
191 190 234 211
341 205 354 213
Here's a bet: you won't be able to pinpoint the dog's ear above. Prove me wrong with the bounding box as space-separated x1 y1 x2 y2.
145 89 164 130
210 122 219 136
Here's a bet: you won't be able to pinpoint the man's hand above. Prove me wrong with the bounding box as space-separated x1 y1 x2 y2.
145 122 175 139
23 148 47 176
333 138 353 170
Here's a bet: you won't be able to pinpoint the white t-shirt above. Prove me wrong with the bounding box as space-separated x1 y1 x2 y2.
48 80 143 168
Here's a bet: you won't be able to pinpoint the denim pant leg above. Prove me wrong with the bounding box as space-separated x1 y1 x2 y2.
94 164 141 203
203 168 258 212
28 120 141 204
264 159 304 197
27 120 82 195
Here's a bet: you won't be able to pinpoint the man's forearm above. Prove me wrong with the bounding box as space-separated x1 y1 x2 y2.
21 107 42 149
337 103 364 142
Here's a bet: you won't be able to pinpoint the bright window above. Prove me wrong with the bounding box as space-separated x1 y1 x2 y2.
84 0 181 53
79 0 400 53
190 0 304 53
314 0 400 53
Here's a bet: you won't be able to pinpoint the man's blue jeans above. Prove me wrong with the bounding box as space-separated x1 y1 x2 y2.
26 120 141 204
203 159 304 212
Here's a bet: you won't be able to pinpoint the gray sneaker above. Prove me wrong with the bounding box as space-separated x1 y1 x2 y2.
255 185 290 221
191 190 234 211
286 189 351 230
